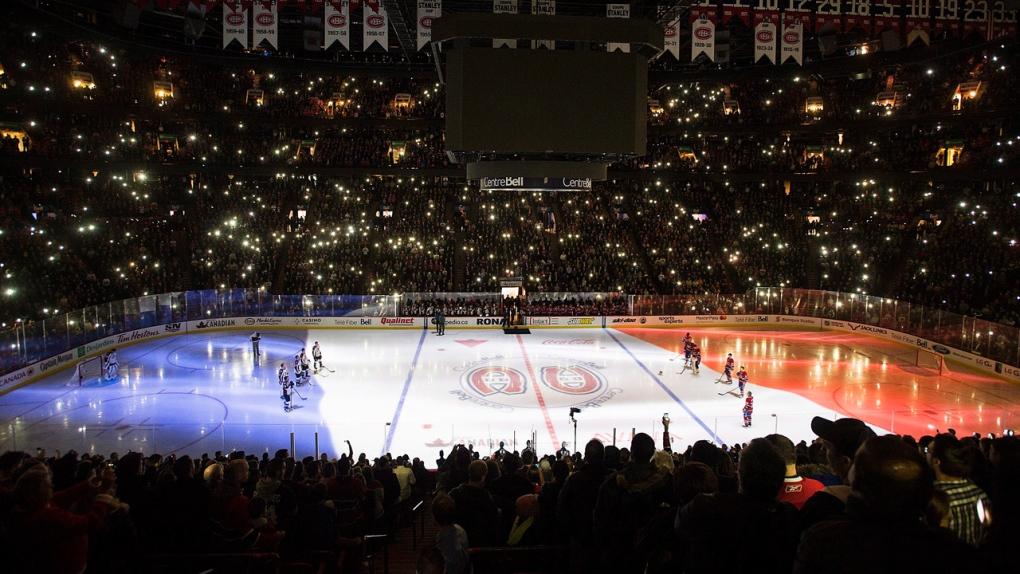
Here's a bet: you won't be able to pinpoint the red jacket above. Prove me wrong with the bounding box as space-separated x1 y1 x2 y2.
11 481 110 574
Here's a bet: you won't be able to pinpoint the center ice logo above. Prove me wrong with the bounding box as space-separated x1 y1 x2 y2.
456 357 615 410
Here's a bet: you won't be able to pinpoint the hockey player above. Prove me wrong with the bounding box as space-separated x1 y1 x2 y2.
724 353 735 383
737 366 749 398
278 363 289 399
742 392 754 427
691 345 702 374
299 348 311 383
293 354 306 386
682 336 695 366
104 349 119 381
312 341 323 373
282 380 293 412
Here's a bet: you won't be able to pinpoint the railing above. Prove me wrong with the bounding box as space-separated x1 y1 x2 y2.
2 287 1017 376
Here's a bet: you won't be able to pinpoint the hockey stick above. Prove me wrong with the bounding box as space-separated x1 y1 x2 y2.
718 389 740 397
292 386 307 401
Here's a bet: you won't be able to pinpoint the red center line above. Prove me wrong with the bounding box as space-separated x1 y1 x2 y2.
516 334 560 448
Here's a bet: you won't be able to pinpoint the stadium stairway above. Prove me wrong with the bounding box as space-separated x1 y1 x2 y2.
448 198 467 290
614 193 666 293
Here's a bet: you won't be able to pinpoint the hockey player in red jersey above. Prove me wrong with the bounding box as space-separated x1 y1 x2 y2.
737 366 749 397
742 392 754 427
723 353 735 383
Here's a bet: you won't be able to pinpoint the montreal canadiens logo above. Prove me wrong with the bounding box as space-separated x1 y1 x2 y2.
226 13 244 26
329 14 346 26
664 25 677 37
784 31 799 43
695 26 712 40
464 366 527 396
256 13 274 26
420 16 433 28
367 14 385 28
757 30 774 42
457 357 614 409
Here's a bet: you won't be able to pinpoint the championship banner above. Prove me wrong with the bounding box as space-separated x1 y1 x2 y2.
962 0 988 36
325 0 350 50
664 13 682 59
689 0 718 22
223 0 248 49
815 0 844 32
845 0 873 32
754 0 781 26
531 0 555 49
493 0 518 48
754 17 778 63
781 12 805 65
722 0 753 26
691 18 716 61
991 2 1017 37
363 4 388 51
417 0 440 50
253 1 278 50
906 0 932 43
934 0 960 35
607 4 630 52
873 0 902 33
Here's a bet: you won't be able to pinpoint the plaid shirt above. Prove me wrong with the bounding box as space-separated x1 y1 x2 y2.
934 478 989 546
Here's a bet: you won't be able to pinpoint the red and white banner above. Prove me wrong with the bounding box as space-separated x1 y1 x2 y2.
691 18 716 61
906 0 932 43
781 13 805 65
754 17 778 63
531 0 555 49
690 0 718 22
935 0 961 35
963 0 989 36
223 0 248 49
417 0 440 50
845 0 872 32
253 1 278 50
325 0 350 50
363 3 388 51
873 0 902 33
607 3 630 52
815 0 843 31
991 1 1018 37
754 0 781 26
664 13 682 59
493 0 518 48
722 0 753 26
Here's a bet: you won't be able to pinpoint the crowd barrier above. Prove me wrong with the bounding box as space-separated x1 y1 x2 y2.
2 306 1017 394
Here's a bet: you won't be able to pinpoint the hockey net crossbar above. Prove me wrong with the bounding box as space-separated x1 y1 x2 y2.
915 348 946 375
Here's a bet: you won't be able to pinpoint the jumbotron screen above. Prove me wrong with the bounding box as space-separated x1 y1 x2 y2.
445 47 647 156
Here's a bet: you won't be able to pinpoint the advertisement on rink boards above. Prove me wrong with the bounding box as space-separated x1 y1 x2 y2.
821 319 1020 383
529 316 599 328
0 323 180 392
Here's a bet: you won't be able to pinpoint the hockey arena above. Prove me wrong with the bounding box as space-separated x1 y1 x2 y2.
3 0 1020 572
3 320 1016 458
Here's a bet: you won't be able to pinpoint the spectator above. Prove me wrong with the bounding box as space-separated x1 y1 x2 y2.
766 433 824 509
929 433 991 546
795 435 977 573
557 439 611 574
675 438 800 573
593 433 671 574
800 416 877 528
448 460 499 547
432 493 471 574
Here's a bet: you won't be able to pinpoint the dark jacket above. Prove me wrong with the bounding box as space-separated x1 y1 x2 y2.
449 482 500 547
675 492 800 574
795 497 978 574
593 462 672 574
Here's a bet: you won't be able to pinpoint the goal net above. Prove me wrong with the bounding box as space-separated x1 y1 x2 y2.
70 356 103 387
915 348 945 375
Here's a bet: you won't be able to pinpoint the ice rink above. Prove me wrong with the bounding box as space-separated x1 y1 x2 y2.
2 326 1018 461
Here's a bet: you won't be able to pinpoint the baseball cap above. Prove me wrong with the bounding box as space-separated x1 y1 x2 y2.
811 416 877 459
